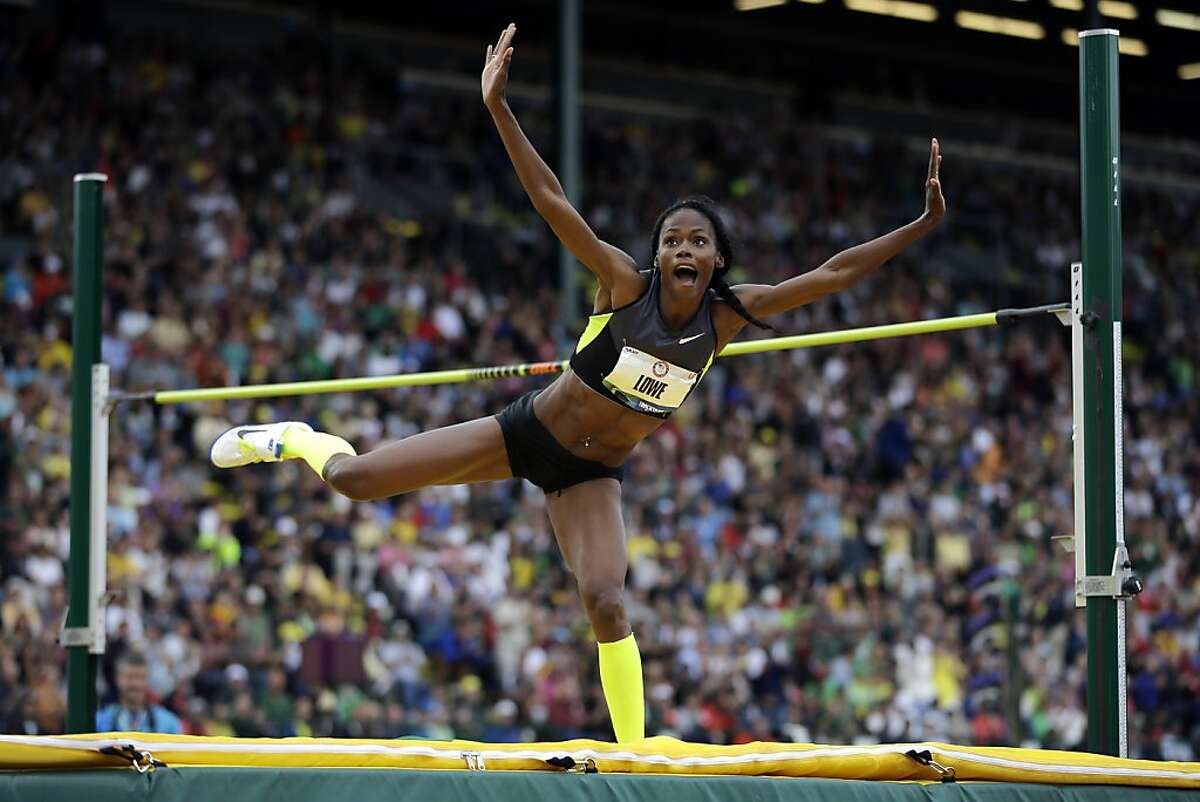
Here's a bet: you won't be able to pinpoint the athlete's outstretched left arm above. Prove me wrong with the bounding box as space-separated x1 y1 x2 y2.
734 139 946 319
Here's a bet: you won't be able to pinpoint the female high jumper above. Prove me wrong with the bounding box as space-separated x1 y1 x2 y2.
211 23 946 743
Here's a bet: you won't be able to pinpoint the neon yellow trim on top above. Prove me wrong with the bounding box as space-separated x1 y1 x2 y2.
575 312 613 353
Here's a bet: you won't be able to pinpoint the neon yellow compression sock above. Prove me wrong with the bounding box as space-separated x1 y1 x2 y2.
598 632 645 743
281 426 356 478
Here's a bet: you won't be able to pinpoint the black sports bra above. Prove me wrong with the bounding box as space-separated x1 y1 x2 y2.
569 270 717 419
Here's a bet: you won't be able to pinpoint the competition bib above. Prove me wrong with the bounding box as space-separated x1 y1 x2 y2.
602 346 698 412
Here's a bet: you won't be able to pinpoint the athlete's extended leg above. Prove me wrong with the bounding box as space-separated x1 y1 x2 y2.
211 417 512 501
546 479 644 743
321 417 511 499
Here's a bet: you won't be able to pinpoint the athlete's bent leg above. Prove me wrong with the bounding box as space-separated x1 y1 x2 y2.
213 416 512 501
318 417 511 500
547 479 645 743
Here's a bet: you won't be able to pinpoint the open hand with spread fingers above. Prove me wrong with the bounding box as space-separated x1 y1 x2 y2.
924 137 946 224
482 23 517 111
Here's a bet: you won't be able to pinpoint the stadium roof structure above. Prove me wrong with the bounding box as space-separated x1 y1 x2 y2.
344 0 1195 135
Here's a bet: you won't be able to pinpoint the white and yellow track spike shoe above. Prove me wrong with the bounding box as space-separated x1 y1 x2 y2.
209 421 311 468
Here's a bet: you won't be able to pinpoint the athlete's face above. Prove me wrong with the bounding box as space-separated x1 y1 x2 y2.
657 209 723 295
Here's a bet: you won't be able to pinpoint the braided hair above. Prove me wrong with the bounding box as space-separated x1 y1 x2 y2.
649 197 776 332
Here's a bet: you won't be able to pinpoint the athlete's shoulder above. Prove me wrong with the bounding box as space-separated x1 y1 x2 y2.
602 269 653 312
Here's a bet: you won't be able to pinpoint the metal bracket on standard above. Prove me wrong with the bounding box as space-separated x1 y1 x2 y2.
1077 543 1144 599
58 626 97 648
58 591 115 652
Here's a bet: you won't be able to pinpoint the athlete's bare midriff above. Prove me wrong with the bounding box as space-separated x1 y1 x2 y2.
532 368 665 466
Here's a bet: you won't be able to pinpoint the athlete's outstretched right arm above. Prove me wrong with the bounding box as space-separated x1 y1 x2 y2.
482 24 637 290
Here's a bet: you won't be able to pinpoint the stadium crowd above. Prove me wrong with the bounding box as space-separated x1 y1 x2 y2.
2 27 1199 760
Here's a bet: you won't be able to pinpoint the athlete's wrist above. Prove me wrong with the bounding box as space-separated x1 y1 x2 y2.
914 212 939 232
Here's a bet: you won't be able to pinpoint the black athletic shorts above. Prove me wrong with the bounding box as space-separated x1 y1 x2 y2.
496 390 625 495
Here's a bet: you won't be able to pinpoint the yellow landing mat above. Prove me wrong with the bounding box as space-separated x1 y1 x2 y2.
1 733 1198 789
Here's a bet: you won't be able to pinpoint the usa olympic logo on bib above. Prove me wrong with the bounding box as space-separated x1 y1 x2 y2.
652 360 669 378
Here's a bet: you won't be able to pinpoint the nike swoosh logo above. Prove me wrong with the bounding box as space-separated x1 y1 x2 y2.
237 428 267 440
679 333 704 344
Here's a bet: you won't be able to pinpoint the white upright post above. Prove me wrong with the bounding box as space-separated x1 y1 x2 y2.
89 364 110 655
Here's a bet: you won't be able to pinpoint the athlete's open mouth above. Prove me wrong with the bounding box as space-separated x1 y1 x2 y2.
673 265 699 286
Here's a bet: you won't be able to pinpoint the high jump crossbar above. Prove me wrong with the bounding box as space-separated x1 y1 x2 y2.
117 304 1067 406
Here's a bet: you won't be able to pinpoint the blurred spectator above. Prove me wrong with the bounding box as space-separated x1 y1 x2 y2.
95 652 183 734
